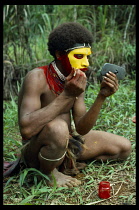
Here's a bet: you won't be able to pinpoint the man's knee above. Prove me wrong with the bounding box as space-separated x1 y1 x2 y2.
116 138 131 152
121 138 132 156
47 118 68 133
40 118 69 149
111 137 132 160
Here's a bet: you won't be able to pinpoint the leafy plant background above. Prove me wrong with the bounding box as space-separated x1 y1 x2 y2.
3 5 136 99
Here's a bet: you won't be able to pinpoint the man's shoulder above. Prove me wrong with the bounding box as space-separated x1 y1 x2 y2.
25 67 46 79
23 67 48 89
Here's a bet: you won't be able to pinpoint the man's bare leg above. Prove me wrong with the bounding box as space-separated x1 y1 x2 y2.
22 118 81 187
78 130 131 161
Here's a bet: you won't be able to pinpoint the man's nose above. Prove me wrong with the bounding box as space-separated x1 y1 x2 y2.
82 56 89 67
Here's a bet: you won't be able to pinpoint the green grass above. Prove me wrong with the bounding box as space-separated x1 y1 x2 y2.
3 78 136 205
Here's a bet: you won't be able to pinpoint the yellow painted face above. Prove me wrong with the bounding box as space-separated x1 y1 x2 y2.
67 47 92 71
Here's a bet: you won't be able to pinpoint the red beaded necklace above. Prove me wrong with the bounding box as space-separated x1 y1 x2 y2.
38 62 65 96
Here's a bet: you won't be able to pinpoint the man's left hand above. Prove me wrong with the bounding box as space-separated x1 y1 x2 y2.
99 71 119 97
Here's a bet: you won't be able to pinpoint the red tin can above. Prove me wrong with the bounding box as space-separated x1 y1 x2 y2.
99 181 111 199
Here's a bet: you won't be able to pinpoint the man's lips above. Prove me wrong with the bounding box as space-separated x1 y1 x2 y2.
80 68 88 72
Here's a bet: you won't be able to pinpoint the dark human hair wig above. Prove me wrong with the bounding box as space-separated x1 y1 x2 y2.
47 22 93 58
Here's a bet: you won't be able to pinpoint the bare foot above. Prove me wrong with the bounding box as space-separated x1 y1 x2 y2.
48 168 81 187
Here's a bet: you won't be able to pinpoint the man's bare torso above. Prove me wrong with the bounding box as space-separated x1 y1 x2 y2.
18 68 72 134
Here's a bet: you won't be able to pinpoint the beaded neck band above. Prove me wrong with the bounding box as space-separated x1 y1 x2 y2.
51 61 66 81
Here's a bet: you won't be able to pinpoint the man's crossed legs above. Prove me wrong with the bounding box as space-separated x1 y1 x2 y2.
21 118 131 187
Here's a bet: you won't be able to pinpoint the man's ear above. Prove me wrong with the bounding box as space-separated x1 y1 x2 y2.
55 51 65 60
55 51 60 59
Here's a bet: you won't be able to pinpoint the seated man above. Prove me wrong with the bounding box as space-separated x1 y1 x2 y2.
18 22 131 187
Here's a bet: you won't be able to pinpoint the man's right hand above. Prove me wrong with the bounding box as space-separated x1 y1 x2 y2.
64 68 87 97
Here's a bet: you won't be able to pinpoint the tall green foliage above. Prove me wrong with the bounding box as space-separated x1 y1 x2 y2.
3 5 136 99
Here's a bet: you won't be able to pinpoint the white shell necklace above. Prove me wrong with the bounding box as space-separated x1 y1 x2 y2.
51 61 66 81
